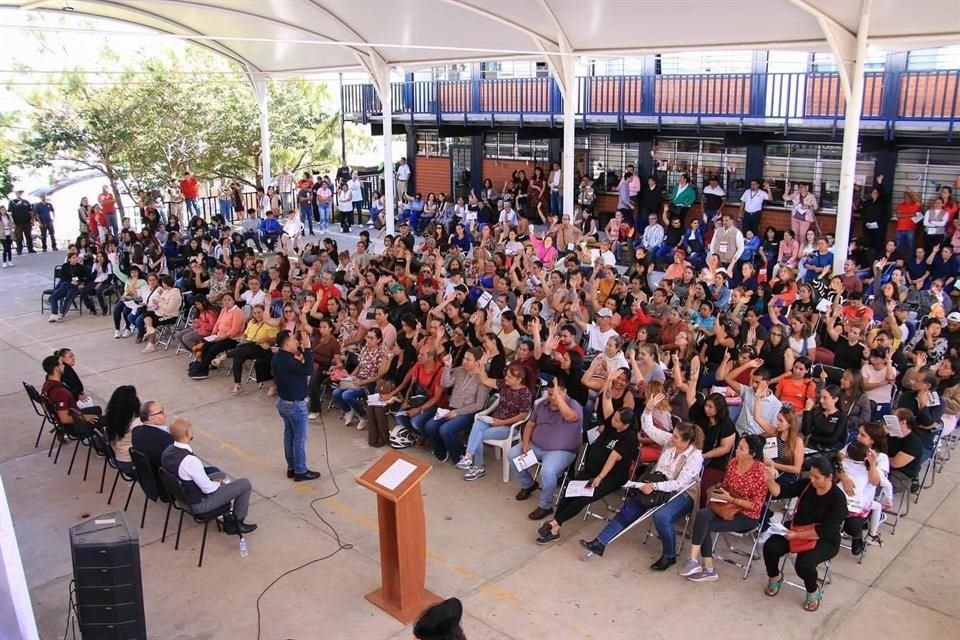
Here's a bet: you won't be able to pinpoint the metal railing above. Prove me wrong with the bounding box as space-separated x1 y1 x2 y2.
342 70 960 131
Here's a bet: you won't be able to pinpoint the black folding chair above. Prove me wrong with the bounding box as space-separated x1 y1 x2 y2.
158 467 236 567
22 381 49 448
42 397 85 472
130 448 173 541
89 427 137 510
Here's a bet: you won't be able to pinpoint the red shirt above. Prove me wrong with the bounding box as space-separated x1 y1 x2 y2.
312 283 342 310
556 342 585 359
180 177 199 199
721 458 768 520
896 201 922 231
98 192 116 215
619 309 654 341
42 379 77 414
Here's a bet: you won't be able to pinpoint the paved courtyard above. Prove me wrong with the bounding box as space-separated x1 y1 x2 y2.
1 248 957 640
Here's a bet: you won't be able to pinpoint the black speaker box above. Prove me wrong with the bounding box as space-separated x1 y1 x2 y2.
70 512 146 640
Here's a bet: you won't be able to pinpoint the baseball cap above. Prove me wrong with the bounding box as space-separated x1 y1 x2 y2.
388 283 405 294
596 308 613 318
948 312 960 323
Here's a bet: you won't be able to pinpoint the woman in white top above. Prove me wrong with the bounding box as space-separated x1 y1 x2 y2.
0 206 13 267
861 347 896 417
80 252 114 314
922 197 948 253
337 182 355 233
844 422 892 546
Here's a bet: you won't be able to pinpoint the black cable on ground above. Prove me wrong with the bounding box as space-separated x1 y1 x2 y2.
255 411 354 640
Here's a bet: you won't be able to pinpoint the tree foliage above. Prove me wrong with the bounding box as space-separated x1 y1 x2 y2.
15 47 370 207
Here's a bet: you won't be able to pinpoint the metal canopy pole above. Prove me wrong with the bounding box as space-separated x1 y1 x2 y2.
372 61 396 236
250 76 272 189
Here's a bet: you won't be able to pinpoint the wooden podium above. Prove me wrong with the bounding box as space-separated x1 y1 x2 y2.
357 451 441 623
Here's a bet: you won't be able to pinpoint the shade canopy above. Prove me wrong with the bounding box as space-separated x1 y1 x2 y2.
2 0 958 77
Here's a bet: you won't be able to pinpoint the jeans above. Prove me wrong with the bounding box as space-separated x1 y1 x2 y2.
332 386 367 416
1 237 11 262
48 282 79 316
276 399 309 475
262 233 279 252
395 407 438 434
691 508 758 558
81 281 110 313
105 213 119 237
596 493 694 558
281 192 293 212
299 205 314 235
219 198 232 220
186 198 200 218
550 190 562 216
896 230 915 256
651 243 676 265
113 301 137 330
39 218 57 251
318 203 331 228
508 442 576 511
465 419 512 466
423 412 476 461
242 231 263 252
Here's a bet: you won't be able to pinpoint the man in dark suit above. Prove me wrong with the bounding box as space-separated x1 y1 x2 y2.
130 400 173 472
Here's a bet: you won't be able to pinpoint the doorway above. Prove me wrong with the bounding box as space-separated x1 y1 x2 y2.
451 145 472 200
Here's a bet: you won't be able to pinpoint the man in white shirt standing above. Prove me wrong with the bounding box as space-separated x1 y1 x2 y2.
396 157 411 198
548 161 562 217
348 172 365 227
739 178 771 237
701 175 726 228
276 166 294 213
160 418 257 534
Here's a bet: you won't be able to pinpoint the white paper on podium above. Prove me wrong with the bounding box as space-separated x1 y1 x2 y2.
375 459 417 491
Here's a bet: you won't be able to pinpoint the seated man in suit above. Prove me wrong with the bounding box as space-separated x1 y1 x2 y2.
130 400 173 471
161 418 256 535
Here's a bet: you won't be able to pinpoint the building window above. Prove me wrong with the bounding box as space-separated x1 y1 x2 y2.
894 147 960 207
658 50 754 75
762 142 876 212
574 135 640 192
652 138 747 200
811 51 886 73
416 131 449 157
907 46 960 70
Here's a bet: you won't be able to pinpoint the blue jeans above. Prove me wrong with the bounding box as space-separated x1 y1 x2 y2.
596 493 694 558
550 191 562 216
281 192 293 212
219 198 232 220
106 213 119 237
465 419 511 466
186 198 200 218
332 386 367 416
318 203 331 228
896 230 914 256
651 243 676 264
508 442 576 511
395 407 437 434
276 399 309 474
48 282 79 316
299 205 314 235
112 301 137 330
424 412 476 461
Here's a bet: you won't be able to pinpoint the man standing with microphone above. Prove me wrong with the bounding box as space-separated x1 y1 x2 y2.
272 329 322 481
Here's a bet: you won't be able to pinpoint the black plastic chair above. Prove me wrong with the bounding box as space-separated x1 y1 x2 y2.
89 426 137 510
67 408 99 482
22 381 49 448
42 396 85 472
130 448 173 541
158 467 235 567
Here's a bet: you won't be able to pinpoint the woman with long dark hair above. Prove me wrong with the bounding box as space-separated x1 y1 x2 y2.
104 385 141 475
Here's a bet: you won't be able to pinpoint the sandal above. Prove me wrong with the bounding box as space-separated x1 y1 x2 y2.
803 590 822 612
764 572 784 597
231 386 242 396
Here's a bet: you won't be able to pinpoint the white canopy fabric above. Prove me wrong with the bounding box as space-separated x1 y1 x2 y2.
1 0 957 78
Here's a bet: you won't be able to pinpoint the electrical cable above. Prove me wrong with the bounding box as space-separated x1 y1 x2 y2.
254 408 353 640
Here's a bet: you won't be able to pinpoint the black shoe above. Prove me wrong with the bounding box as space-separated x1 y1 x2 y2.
910 478 921 494
528 506 553 520
516 482 540 501
851 538 865 556
579 538 606 557
237 520 258 534
294 470 322 482
650 555 677 571
286 469 295 479
536 527 560 545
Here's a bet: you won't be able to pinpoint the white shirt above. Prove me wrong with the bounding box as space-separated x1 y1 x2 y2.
396 164 410 181
586 323 618 353
740 188 769 213
348 178 363 201
599 249 616 267
498 208 519 226
171 442 220 494
703 185 725 197
549 169 561 189
241 289 267 308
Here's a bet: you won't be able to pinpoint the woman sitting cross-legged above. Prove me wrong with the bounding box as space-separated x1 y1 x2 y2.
579 395 704 571
762 455 847 612
423 349 491 463
457 360 533 481
227 304 278 395
535 382 639 545
679 435 769 582
140 275 183 353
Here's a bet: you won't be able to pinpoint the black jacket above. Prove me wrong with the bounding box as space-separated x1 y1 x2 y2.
131 424 174 472
10 198 33 225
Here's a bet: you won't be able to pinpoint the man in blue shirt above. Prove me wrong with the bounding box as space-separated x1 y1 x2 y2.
928 244 958 290
259 210 282 252
34 194 57 252
271 329 321 482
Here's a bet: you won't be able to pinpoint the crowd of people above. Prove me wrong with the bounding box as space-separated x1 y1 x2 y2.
18 163 960 612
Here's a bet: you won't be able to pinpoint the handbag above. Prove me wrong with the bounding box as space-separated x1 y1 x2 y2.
787 483 818 553
634 471 671 508
707 495 740 521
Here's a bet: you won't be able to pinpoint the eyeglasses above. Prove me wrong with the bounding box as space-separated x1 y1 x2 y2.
149 410 165 417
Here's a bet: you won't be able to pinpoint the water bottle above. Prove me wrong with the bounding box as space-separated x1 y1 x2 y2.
239 537 248 558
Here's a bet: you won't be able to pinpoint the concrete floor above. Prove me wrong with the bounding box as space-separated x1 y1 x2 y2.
1 247 958 640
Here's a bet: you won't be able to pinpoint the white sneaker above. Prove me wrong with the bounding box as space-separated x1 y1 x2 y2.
455 455 474 470
308 412 320 420
343 409 356 425
56 314 65 322
121 329 131 338
48 314 58 323
114 330 121 339
356 418 368 431
142 343 156 353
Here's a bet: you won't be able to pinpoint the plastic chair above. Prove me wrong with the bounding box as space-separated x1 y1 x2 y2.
130 448 173 540
66 408 99 482
158 467 236 567
710 500 774 578
481 402 531 483
22 381 49 448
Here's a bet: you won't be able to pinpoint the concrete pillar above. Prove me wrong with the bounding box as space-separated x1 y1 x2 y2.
252 78 272 188
562 62 576 220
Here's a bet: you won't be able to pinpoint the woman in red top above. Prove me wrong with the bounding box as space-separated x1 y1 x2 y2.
894 189 922 255
618 298 654 342
679 435 769 582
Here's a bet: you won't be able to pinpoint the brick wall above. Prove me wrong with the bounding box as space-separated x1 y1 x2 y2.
414 156 451 197
481 158 542 191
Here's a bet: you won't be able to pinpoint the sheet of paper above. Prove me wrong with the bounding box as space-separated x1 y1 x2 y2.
366 393 387 407
375 459 417 491
846 495 863 513
768 522 789 536
123 300 139 310
435 408 451 419
203 335 218 342
389 410 409 417
883 415 904 438
763 437 779 460
512 449 538 472
565 480 595 498
623 480 644 489
586 426 600 445
477 291 493 309
476 414 494 423
708 496 729 503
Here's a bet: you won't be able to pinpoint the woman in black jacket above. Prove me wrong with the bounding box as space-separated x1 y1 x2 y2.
804 385 847 452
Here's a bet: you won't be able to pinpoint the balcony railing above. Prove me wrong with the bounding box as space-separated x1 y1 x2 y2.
342 70 960 133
